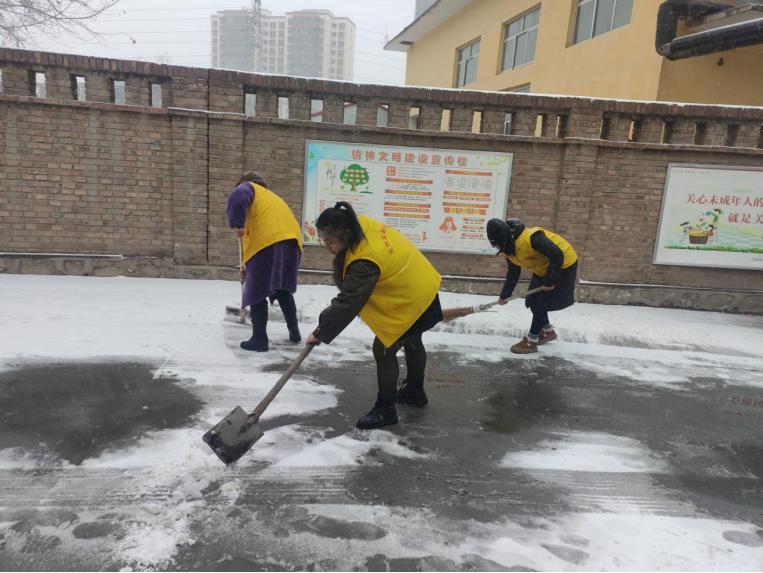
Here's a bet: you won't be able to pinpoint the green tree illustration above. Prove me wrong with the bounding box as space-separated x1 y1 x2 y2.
340 164 370 192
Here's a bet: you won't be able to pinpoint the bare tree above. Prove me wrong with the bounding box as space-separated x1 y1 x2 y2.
0 0 120 47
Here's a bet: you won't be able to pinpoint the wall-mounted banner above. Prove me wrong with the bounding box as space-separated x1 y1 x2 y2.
302 140 513 254
653 164 763 270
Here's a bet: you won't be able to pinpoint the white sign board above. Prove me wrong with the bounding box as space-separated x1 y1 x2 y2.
302 140 513 254
653 164 763 270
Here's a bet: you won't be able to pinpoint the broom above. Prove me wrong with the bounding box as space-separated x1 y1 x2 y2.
441 286 546 322
227 281 546 323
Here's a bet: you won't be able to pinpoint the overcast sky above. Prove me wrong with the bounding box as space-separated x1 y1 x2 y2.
25 0 414 84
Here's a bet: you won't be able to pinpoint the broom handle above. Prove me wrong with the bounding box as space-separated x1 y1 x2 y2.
496 284 545 304
249 343 315 419
491 285 546 304
446 285 547 319
489 285 547 308
520 285 546 297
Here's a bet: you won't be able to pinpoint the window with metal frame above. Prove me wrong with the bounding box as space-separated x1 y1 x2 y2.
502 8 540 71
574 0 633 44
455 39 480 87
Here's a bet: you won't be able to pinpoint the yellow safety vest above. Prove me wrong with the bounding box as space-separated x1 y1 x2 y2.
242 183 302 263
506 227 577 277
343 215 441 348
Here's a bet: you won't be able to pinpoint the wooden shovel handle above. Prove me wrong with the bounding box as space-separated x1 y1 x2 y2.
237 237 245 279
237 237 246 321
250 343 316 419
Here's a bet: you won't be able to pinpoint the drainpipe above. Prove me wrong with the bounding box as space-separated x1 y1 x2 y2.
655 0 684 53
655 0 763 60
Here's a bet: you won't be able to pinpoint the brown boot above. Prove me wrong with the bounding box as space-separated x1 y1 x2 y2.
539 328 557 345
511 336 538 354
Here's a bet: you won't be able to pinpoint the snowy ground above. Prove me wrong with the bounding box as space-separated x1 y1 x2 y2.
0 274 762 571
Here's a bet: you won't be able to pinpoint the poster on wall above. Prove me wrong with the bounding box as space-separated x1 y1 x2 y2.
653 164 763 270
301 140 513 254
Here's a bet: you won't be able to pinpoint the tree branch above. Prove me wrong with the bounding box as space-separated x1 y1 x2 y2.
0 0 120 46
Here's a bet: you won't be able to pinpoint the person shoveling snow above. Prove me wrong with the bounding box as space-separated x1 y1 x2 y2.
204 202 446 464
226 170 303 351
305 202 443 430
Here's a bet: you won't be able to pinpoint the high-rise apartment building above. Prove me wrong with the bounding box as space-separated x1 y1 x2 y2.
260 11 288 74
211 10 256 72
211 8 355 81
287 10 355 80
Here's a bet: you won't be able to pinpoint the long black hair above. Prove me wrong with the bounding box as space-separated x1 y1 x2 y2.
316 201 365 250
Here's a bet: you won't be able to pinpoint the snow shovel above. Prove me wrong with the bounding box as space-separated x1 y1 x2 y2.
441 286 545 321
224 237 248 324
203 343 316 465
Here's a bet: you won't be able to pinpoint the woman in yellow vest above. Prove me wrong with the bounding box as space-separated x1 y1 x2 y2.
227 171 303 352
305 202 443 430
486 218 578 354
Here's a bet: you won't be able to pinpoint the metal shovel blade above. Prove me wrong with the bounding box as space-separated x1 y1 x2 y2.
202 406 264 465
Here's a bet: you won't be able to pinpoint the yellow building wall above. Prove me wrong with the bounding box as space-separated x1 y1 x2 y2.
657 44 763 106
404 0 665 98
403 0 762 105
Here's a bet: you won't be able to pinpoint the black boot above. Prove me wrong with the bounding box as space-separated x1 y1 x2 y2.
241 300 269 352
356 399 398 430
275 290 301 343
396 377 428 407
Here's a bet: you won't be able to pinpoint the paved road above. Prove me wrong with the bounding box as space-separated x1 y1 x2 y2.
1 349 762 570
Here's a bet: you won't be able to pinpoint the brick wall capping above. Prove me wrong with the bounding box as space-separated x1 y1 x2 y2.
2 48 762 121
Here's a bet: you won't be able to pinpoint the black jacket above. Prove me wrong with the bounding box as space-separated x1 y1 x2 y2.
316 250 381 344
500 230 565 299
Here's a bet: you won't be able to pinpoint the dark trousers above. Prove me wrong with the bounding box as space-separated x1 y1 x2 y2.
372 334 427 405
526 262 577 337
368 294 442 406
250 289 298 341
529 311 550 336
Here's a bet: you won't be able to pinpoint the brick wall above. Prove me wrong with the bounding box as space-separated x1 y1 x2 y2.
1 48 762 312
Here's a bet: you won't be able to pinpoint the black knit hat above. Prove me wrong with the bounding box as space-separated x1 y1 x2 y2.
486 219 510 246
486 218 525 254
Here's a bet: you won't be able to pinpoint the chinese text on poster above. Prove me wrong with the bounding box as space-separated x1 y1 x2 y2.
302 140 513 254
